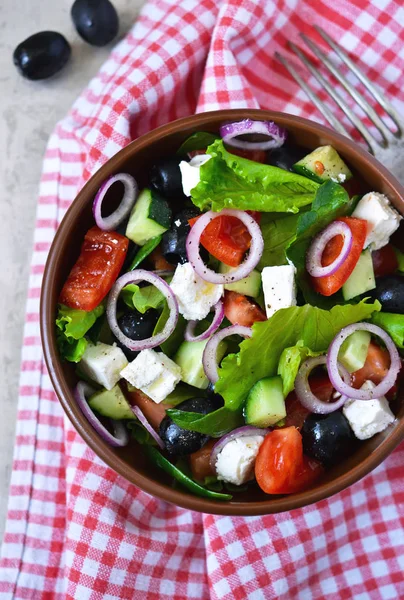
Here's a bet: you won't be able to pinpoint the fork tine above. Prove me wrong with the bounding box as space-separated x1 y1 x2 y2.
315 25 403 135
288 42 378 154
300 33 392 146
274 51 352 138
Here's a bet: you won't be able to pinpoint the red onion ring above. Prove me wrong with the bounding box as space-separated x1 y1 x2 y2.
210 425 269 473
203 324 252 383
93 173 138 231
131 405 165 449
187 209 264 284
295 355 350 414
107 270 179 351
327 323 400 400
219 119 287 151
306 221 353 278
74 382 129 447
184 301 224 343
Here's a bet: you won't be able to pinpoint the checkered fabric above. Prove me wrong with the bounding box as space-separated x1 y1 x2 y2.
1 0 404 598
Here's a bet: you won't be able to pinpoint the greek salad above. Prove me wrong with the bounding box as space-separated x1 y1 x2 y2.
56 119 404 500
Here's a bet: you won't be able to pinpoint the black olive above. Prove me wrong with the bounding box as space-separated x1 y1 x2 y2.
301 412 355 466
150 157 186 201
115 309 159 360
268 144 307 172
71 0 119 47
364 275 404 314
159 396 223 456
13 31 71 80
161 207 202 265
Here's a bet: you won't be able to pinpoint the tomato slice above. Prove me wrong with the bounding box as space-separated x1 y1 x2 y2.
255 427 323 494
223 291 266 327
149 246 175 272
189 439 216 481
226 146 267 164
351 341 390 389
312 217 367 296
284 373 334 429
59 226 129 311
188 212 260 267
372 244 398 278
126 387 171 429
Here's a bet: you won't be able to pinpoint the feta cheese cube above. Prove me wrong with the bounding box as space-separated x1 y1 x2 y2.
120 349 182 404
342 380 395 440
352 192 401 250
79 342 128 391
179 154 211 197
261 265 297 318
170 262 223 321
215 435 265 486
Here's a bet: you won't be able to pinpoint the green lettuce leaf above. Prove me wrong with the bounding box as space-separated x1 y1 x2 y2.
258 213 300 270
215 299 381 410
122 284 165 314
166 405 243 437
370 312 404 348
56 304 105 363
277 341 322 396
191 139 319 213
177 131 219 157
287 180 355 308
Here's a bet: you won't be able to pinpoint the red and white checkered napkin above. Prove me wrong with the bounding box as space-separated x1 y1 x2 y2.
1 0 404 598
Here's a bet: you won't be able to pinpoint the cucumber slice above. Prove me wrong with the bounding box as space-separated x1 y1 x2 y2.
342 250 376 301
174 339 227 389
88 385 135 420
244 376 286 428
218 263 262 298
339 330 371 373
126 188 172 245
293 145 353 184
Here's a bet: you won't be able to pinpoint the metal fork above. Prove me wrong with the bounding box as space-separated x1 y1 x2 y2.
275 26 404 185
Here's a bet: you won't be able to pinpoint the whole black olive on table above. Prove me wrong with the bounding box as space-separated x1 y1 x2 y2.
364 275 404 314
13 32 71 80
159 396 223 456
150 157 187 201
115 309 159 360
268 144 307 172
301 412 356 466
71 0 119 47
161 207 203 265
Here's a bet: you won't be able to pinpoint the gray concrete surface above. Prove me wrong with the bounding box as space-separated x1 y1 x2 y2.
0 0 145 544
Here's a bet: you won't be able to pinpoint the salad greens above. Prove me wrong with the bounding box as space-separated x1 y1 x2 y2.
167 405 243 437
278 342 321 397
257 213 300 270
370 312 404 348
191 140 320 213
122 283 165 313
144 446 232 500
214 299 381 411
287 181 355 308
153 303 187 357
56 304 104 362
128 235 162 270
177 131 219 157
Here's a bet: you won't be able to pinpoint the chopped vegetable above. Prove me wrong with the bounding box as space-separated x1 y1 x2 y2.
59 226 128 311
191 140 319 213
144 446 232 500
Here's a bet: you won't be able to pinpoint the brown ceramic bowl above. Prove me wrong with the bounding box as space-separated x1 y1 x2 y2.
40 109 404 515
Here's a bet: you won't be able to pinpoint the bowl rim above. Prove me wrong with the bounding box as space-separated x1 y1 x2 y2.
40 108 404 516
